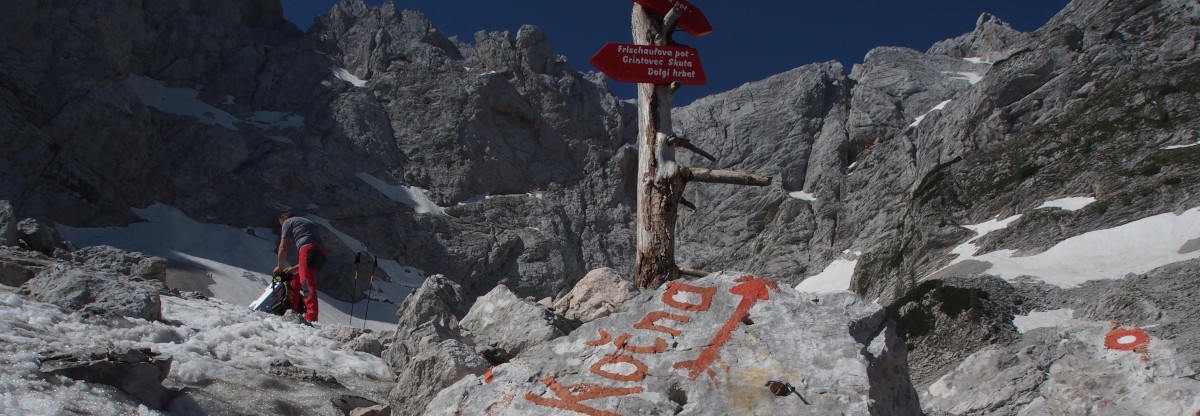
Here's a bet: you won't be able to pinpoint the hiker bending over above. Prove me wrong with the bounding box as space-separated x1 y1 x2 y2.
274 212 327 322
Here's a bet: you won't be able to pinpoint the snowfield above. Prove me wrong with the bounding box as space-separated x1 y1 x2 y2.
942 206 1200 288
0 285 393 415
58 203 419 332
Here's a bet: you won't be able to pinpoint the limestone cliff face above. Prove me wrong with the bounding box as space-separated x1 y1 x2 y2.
0 0 635 301
6 0 1200 413
676 0 1200 303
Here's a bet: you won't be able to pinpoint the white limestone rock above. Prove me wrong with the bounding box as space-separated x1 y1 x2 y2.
459 284 571 363
553 267 640 325
426 272 921 415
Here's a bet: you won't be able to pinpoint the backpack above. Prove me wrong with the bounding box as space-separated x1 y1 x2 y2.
250 272 303 316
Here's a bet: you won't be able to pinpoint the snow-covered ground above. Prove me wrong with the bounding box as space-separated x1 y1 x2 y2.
58 203 420 332
356 172 445 215
795 251 861 293
932 197 1200 288
0 284 392 415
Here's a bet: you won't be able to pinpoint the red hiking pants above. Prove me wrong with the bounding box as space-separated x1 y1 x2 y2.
289 244 326 322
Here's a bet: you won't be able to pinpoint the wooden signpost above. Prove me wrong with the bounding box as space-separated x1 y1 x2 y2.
591 1 771 289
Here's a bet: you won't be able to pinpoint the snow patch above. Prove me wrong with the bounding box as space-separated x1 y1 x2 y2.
947 71 985 85
963 57 992 64
249 111 305 130
127 75 240 130
1013 309 1075 333
796 251 861 293
56 203 412 332
910 100 952 127
939 207 1200 288
948 214 1024 264
1037 197 1096 212
788 191 817 202
0 284 394 415
1163 142 1199 150
355 172 445 215
332 67 368 88
458 192 544 206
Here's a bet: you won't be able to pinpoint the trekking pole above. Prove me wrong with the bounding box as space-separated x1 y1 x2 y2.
349 252 361 327
362 255 377 330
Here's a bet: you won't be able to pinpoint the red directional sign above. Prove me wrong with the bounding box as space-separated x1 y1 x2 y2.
590 43 707 85
633 0 713 37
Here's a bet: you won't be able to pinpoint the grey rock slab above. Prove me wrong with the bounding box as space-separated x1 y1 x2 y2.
389 338 490 416
382 274 469 371
0 200 17 246
0 246 52 287
17 218 75 256
459 284 571 363
20 262 162 321
426 272 920 416
60 245 168 284
40 347 174 410
553 267 640 326
923 323 1200 416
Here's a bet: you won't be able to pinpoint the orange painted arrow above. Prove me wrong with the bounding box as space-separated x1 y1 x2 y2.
673 275 779 381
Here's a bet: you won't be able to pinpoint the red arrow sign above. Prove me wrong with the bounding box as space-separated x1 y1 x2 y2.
673 275 780 382
633 0 713 37
590 43 707 85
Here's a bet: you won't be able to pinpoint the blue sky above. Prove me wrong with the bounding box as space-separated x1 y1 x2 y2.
282 0 1069 104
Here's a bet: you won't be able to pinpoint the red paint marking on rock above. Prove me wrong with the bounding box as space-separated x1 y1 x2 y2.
673 275 779 380
1104 327 1150 351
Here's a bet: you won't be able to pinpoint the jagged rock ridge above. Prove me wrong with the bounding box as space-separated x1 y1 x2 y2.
3 0 1200 414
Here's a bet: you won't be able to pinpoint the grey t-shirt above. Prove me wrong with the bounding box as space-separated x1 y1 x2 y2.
281 217 322 249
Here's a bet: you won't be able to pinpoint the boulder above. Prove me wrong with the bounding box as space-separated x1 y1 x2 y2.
426 272 921 415
0 200 16 246
326 327 385 356
382 275 470 371
0 246 53 287
388 339 490 416
553 267 639 326
332 396 390 416
40 347 174 409
459 284 572 363
885 276 1024 385
17 218 75 256
20 263 162 321
345 333 385 357
59 245 168 283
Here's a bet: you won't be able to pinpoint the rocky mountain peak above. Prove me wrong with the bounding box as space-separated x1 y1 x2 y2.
927 12 1024 61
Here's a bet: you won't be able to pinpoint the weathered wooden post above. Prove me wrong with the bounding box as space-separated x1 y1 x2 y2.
593 1 771 289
